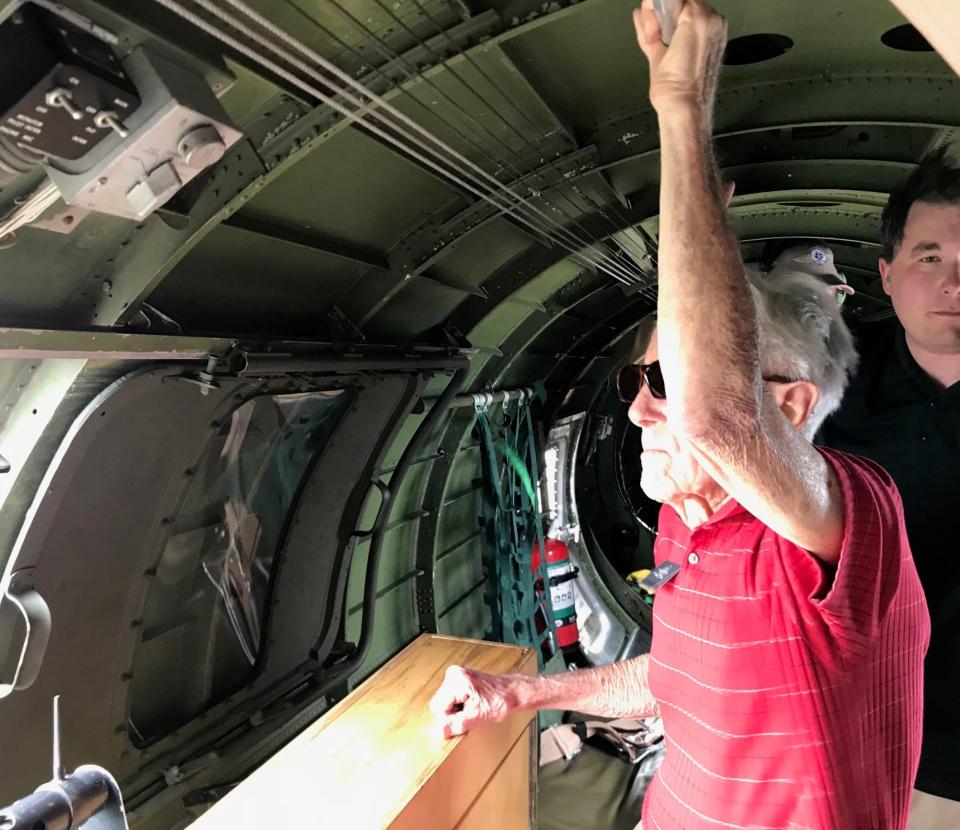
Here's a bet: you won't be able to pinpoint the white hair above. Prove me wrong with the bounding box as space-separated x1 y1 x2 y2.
747 265 858 438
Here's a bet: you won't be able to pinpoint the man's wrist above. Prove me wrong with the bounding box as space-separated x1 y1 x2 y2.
501 673 534 713
656 101 712 136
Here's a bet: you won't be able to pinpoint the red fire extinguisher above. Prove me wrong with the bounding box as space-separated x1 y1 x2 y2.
531 537 580 651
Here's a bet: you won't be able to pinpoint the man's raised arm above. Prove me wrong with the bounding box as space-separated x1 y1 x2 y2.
634 0 845 561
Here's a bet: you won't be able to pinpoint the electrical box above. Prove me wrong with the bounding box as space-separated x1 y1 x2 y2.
0 2 243 222
47 47 243 220
0 3 140 162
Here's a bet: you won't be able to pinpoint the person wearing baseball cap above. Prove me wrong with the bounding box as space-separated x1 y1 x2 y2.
764 241 856 305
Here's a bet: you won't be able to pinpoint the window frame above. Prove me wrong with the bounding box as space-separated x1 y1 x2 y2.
0 359 433 814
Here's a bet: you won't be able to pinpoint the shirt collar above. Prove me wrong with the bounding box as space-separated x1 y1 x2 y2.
705 497 747 525
892 325 959 399
665 496 746 530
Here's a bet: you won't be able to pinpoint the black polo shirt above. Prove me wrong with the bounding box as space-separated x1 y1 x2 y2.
819 319 960 800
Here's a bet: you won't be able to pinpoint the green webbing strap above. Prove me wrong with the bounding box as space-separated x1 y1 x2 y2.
504 443 536 506
471 391 555 664
523 401 558 637
504 404 553 647
475 407 506 643
501 415 530 645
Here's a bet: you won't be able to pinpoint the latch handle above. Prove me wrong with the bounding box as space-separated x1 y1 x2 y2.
0 571 52 697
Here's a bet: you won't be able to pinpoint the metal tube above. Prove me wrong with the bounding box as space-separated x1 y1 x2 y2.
150 0 646 288
451 387 535 408
217 0 645 286
0 327 234 361
240 355 466 375
374 440 481 476
420 387 539 408
375 450 445 477
52 695 63 781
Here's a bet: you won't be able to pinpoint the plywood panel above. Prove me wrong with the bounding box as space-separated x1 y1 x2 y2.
189 634 536 829
455 728 532 830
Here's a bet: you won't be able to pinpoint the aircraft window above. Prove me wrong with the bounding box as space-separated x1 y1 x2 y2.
723 33 794 66
543 444 561 520
881 23 934 53
128 389 351 745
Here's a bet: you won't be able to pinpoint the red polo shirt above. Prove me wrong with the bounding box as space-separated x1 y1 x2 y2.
641 448 930 829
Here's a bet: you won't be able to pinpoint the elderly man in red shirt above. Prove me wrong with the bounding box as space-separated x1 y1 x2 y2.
430 1 930 827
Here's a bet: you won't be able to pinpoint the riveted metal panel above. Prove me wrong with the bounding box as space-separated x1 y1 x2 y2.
434 535 485 614
345 580 419 685
148 222 377 333
240 128 460 253
438 584 489 639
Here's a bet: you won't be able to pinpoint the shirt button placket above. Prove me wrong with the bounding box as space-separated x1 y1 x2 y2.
687 551 700 566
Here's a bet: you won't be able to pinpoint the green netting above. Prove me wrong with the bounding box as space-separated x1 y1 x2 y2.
472 386 556 667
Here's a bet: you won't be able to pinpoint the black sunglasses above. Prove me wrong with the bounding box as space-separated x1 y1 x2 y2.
616 361 798 404
617 361 666 402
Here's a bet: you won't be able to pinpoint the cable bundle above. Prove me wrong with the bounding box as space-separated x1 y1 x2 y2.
151 0 659 298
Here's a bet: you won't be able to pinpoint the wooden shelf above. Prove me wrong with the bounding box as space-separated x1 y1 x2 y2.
189 634 537 829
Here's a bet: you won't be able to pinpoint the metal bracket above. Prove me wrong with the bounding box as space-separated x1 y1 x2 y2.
415 578 437 633
324 305 365 343
440 320 473 349
0 568 51 697
176 349 250 395
65 138 267 327
30 205 93 235
162 752 220 788
182 355 220 395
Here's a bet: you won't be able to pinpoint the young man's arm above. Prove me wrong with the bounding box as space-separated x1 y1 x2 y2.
635 0 844 562
429 655 658 737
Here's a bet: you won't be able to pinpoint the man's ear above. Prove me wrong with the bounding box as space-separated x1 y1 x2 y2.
879 257 892 296
773 380 820 431
723 180 736 208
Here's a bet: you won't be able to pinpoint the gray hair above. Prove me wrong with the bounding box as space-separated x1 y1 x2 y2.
629 267 858 439
747 265 858 438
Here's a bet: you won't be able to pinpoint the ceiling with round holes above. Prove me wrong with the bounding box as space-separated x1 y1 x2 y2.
0 0 957 400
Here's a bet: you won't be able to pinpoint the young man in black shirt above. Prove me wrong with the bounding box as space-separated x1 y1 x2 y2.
815 150 960 827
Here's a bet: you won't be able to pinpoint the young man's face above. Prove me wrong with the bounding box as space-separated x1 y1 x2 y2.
880 201 960 355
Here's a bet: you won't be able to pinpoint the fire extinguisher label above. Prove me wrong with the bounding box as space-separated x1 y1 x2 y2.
547 563 576 616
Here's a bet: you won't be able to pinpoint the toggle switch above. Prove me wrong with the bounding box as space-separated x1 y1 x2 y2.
93 110 128 139
44 87 83 121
